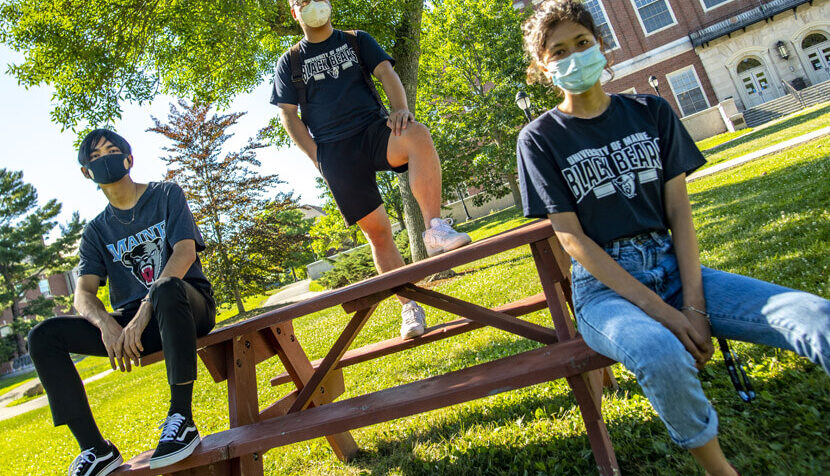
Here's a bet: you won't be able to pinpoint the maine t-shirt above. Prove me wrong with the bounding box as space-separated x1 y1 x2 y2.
270 29 394 143
516 94 706 246
78 182 212 310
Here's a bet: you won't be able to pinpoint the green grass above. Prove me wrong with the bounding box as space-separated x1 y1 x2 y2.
696 129 754 152
1 142 828 475
214 292 272 323
698 103 830 170
0 373 37 399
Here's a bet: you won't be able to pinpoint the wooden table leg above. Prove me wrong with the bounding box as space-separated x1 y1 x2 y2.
227 334 264 476
266 322 359 462
532 238 620 476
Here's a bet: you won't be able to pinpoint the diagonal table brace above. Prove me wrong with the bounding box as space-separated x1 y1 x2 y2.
396 284 558 345
288 304 379 413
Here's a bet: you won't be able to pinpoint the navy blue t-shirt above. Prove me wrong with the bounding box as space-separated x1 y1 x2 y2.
78 182 212 310
516 94 706 246
270 30 394 143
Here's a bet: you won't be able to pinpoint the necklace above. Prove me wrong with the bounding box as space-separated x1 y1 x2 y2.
109 183 139 225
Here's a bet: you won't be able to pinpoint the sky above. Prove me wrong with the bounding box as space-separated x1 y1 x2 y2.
0 45 324 234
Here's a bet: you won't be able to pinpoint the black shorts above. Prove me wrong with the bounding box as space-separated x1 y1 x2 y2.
317 117 408 226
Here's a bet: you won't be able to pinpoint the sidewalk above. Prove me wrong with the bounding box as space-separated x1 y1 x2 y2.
263 279 323 307
687 126 830 182
0 368 113 421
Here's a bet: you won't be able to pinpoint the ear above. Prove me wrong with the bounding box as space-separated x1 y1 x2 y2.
124 154 134 170
121 252 134 267
153 237 164 248
291 4 298 21
81 166 94 180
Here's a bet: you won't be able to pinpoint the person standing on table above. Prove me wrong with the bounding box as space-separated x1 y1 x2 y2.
28 129 216 475
271 0 472 340
516 2 830 475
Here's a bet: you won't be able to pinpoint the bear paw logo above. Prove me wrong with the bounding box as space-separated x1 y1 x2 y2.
612 172 637 199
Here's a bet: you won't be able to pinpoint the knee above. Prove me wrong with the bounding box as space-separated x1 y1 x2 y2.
401 121 431 144
632 340 697 384
363 226 395 249
149 277 185 303
27 319 56 357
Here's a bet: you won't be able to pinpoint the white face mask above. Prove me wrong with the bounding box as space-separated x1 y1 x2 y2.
300 1 331 28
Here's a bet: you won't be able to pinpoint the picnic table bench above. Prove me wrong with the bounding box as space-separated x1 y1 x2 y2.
115 219 621 475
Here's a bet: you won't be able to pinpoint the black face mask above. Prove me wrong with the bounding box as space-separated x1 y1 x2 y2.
85 153 130 184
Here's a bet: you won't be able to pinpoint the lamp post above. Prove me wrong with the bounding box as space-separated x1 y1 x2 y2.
515 91 533 123
456 185 472 221
648 75 661 97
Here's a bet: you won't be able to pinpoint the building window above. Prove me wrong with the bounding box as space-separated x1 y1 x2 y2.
801 32 828 49
631 0 676 35
38 279 51 297
700 0 733 11
584 1 618 50
667 67 710 116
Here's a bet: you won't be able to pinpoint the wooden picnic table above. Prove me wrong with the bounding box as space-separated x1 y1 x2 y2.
115 219 621 476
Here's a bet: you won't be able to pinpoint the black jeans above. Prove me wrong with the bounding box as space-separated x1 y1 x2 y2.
28 277 215 426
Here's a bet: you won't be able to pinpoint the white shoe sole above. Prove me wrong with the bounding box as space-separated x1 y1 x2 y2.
426 235 472 257
401 324 425 339
98 455 124 476
148 436 201 469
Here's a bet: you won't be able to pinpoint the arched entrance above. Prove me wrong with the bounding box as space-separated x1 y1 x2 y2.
801 32 830 84
736 57 778 108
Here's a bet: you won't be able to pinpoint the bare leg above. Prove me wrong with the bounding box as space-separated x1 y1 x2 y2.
387 121 442 228
357 205 409 305
689 437 738 476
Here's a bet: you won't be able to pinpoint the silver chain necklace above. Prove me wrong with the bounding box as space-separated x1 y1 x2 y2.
109 183 139 225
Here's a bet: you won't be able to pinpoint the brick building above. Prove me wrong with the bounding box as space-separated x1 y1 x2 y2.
0 270 77 338
513 0 830 116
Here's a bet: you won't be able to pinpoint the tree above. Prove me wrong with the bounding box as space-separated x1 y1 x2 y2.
0 169 83 355
1 0 431 260
418 0 560 207
248 207 315 283
148 100 299 313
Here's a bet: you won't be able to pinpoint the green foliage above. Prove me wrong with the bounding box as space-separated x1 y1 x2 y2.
308 177 366 257
0 336 16 363
317 230 410 289
418 0 559 205
0 169 83 354
149 100 302 312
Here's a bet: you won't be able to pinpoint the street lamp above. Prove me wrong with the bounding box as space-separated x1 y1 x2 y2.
776 40 790 60
515 91 533 123
648 75 661 97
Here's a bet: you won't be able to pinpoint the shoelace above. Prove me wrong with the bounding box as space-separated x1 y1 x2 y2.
426 218 456 241
401 303 422 326
69 449 96 476
158 413 186 442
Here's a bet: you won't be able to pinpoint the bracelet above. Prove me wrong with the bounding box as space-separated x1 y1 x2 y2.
681 305 710 321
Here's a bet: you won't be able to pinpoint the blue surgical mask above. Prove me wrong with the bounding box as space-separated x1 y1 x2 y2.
84 153 130 184
546 44 607 94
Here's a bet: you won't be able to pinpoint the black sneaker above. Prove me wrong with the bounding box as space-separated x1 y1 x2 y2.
148 413 201 469
68 441 123 476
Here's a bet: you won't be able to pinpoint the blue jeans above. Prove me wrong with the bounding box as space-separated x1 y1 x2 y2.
571 232 830 449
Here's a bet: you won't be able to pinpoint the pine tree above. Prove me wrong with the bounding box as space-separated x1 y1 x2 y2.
0 169 83 355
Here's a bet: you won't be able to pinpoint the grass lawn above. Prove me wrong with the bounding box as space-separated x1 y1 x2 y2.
1 140 828 475
696 102 829 170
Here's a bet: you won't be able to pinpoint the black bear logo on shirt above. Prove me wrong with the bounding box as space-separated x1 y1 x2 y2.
120 237 164 288
612 172 638 199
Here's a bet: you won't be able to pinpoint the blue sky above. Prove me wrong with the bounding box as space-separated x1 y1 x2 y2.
0 45 323 232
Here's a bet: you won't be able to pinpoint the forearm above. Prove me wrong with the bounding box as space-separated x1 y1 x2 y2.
159 248 196 280
279 109 318 161
665 176 705 308
378 71 408 112
74 291 115 328
558 230 676 320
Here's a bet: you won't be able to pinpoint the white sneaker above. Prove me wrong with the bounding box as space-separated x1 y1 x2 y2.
422 218 472 257
400 301 426 339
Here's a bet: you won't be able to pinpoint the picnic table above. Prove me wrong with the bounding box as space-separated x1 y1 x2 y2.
116 219 621 475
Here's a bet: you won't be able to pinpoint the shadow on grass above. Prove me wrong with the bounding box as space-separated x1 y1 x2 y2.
701 104 829 157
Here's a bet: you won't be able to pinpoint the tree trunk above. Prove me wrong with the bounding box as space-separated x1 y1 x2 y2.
233 284 245 314
392 0 428 262
505 172 522 208
10 299 26 356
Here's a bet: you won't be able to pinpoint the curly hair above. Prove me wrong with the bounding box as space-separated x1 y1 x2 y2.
522 0 611 85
